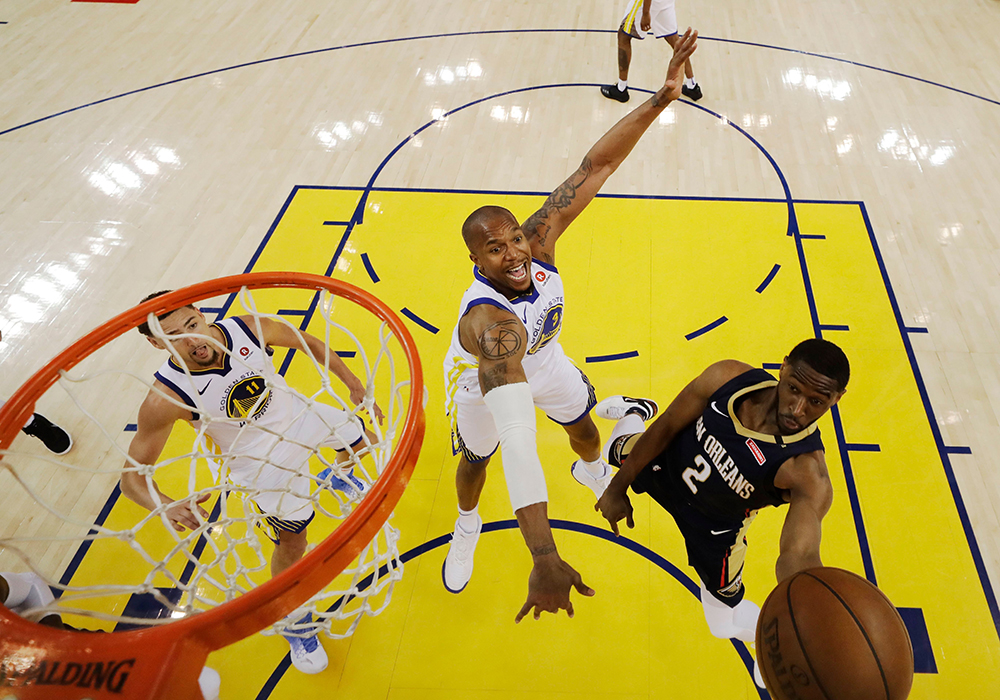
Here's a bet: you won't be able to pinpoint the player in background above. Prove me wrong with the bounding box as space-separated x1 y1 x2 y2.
601 0 701 103
442 29 699 622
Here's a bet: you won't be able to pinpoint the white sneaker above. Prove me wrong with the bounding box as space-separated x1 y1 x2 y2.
442 514 482 593
595 396 658 422
571 459 613 500
283 614 328 674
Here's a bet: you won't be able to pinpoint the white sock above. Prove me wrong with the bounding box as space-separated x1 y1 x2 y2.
732 598 761 643
685 76 697 88
457 505 480 533
577 456 608 478
700 583 744 639
617 79 628 91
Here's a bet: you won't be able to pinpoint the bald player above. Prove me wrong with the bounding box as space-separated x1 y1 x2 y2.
441 29 698 622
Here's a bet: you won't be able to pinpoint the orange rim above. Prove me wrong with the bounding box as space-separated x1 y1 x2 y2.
0 272 425 698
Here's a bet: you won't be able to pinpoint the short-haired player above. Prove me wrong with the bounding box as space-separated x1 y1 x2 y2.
594 338 848 686
442 30 699 622
120 293 382 674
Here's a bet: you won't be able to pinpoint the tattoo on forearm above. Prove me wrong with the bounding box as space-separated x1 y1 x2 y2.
479 320 523 360
522 157 594 249
481 362 508 391
531 544 557 557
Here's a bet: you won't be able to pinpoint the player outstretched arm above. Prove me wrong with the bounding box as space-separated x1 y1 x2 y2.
597 359 751 535
119 383 211 532
523 28 698 264
458 303 594 622
772 452 834 581
251 316 384 423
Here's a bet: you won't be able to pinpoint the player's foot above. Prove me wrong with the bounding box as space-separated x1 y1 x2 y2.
283 614 329 674
600 84 630 103
318 466 368 498
595 396 658 422
21 414 73 455
571 459 613 500
442 513 482 593
682 82 703 101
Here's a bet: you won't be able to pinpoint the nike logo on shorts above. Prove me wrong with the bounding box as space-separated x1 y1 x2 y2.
710 529 734 536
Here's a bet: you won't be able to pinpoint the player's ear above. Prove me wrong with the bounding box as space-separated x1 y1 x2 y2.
146 335 165 350
469 252 480 268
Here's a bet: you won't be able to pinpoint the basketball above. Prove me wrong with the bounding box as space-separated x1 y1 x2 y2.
755 567 914 700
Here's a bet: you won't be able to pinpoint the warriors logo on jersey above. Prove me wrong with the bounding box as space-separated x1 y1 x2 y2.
225 374 271 420
527 303 563 355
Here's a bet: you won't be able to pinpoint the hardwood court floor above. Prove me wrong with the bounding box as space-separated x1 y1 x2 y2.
1 1 999 698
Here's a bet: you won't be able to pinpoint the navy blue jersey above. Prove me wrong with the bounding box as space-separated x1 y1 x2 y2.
652 368 825 523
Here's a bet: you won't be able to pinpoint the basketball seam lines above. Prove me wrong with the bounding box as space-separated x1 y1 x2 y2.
786 575 834 700
803 572 892 700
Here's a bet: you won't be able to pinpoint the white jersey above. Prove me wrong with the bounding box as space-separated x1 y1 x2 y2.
153 317 305 467
443 259 565 401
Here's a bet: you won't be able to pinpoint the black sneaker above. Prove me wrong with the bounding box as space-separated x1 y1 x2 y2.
22 414 73 455
682 83 703 101
600 84 630 103
595 396 659 422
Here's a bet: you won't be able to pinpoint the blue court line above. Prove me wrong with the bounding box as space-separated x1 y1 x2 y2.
762 363 782 370
845 443 881 452
124 423 137 432
335 351 356 358
254 519 768 700
322 220 351 226
685 316 728 340
755 264 780 293
400 308 440 334
799 234 826 240
830 407 877 585
818 324 850 332
56 484 123 597
858 201 1000 640
585 350 639 363
276 309 308 317
361 252 380 283
905 327 930 334
945 446 973 455
2 29 996 140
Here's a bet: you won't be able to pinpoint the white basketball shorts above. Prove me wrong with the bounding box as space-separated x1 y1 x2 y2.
620 0 678 39
453 343 597 462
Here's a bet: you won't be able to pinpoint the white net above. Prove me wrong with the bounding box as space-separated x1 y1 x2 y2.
0 282 418 641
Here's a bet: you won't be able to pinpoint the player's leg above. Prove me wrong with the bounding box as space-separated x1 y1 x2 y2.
443 401 496 593
309 404 372 497
272 526 308 577
602 2 643 103
530 356 611 499
595 395 660 463
261 522 329 673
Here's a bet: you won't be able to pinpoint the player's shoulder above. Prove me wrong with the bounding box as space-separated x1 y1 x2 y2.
696 359 757 392
459 301 522 335
775 449 832 495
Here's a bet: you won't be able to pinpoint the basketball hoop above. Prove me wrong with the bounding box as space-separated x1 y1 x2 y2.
0 272 425 699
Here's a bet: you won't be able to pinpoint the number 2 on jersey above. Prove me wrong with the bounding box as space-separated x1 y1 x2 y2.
682 455 711 494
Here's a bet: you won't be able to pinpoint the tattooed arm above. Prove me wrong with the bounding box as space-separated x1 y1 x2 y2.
459 304 529 391
524 28 699 264
459 303 595 622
